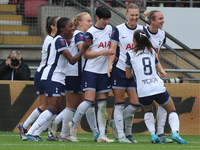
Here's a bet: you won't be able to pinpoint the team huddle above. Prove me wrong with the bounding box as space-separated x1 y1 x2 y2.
18 3 187 144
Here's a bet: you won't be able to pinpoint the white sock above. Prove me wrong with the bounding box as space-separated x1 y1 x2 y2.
144 112 155 135
54 110 64 125
60 107 75 138
97 99 107 135
123 104 140 136
156 106 167 135
86 105 99 136
125 114 134 137
48 111 63 136
23 107 42 129
33 114 57 136
114 103 125 139
72 100 93 128
168 111 179 133
123 104 140 120
27 109 54 135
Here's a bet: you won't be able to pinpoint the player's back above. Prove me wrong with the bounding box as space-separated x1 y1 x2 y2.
127 49 166 97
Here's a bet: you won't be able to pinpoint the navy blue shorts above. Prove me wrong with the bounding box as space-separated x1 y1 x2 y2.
111 66 136 90
81 71 112 94
34 71 45 95
42 80 65 97
139 91 170 107
65 76 82 94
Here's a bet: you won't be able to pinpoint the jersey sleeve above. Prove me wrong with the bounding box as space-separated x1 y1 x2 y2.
125 52 132 68
75 32 85 46
110 27 119 44
84 32 93 46
143 26 150 39
85 32 93 41
55 37 68 53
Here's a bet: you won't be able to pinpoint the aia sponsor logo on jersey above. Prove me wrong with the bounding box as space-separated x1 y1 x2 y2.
126 43 134 50
155 48 158 53
98 41 111 48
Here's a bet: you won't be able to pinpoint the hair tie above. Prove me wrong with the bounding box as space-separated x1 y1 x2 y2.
139 32 147 38
51 16 58 25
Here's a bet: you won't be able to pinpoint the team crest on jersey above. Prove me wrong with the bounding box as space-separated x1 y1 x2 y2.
108 33 111 38
60 39 66 46
80 34 84 40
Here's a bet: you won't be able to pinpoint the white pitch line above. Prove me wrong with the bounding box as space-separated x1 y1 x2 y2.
0 143 199 148
0 134 199 144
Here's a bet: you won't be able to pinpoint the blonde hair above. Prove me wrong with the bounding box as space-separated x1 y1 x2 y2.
9 51 22 60
125 3 139 14
72 12 90 29
143 10 161 23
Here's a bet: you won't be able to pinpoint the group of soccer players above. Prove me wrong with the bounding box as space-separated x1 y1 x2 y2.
18 3 187 144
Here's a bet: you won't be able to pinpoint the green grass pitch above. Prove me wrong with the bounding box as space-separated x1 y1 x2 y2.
0 132 199 150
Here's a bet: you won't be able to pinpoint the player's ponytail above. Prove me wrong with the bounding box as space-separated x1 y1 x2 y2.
143 10 160 24
72 12 90 29
133 29 156 55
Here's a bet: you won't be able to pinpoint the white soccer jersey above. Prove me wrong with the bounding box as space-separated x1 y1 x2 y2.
41 35 69 85
83 25 112 74
66 29 85 76
37 35 53 72
145 26 166 56
111 23 149 71
126 49 166 98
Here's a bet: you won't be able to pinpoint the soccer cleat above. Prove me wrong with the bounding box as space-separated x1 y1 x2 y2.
109 120 118 140
33 135 43 141
68 121 79 142
118 136 132 143
171 132 187 144
47 135 59 141
22 134 35 141
151 134 163 144
59 136 71 142
126 135 138 143
97 135 114 143
94 131 99 142
48 121 57 138
18 123 28 139
158 133 173 143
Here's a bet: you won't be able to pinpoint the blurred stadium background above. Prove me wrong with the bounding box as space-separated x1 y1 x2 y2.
0 0 200 82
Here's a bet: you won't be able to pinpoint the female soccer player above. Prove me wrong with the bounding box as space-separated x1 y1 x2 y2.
125 29 187 144
49 12 99 142
107 3 148 143
18 16 60 140
22 17 91 141
68 6 115 143
143 9 173 143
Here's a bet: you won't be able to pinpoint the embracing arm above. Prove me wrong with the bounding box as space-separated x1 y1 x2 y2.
83 47 115 59
63 39 92 65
